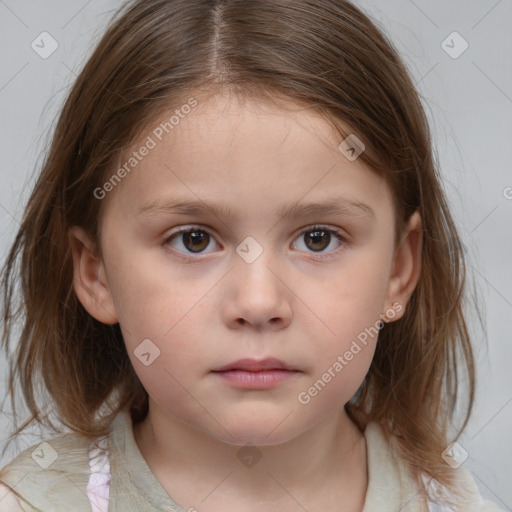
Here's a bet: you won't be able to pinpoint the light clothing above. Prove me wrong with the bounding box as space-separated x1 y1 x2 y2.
0 410 503 511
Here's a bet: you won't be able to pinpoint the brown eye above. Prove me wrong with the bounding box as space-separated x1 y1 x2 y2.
292 226 345 258
181 231 210 253
304 229 331 252
165 228 216 255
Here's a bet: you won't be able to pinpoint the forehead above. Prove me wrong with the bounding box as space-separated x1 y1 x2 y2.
98 92 393 225
163 92 342 159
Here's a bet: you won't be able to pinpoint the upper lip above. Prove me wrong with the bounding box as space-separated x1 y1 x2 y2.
212 358 297 372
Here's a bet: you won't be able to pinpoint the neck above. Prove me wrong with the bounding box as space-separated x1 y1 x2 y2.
133 401 368 510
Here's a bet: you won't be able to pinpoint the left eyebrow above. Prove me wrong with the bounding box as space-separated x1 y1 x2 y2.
136 195 375 221
275 196 375 221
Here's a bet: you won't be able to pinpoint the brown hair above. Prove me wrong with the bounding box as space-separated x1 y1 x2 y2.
1 0 476 504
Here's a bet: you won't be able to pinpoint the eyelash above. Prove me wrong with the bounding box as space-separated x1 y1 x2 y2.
163 224 347 262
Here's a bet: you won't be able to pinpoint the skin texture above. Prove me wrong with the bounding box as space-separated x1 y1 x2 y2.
69 92 422 511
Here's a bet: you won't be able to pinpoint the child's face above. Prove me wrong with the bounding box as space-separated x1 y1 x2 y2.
71 92 421 445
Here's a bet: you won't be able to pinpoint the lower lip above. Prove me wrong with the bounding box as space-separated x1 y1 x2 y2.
212 369 299 389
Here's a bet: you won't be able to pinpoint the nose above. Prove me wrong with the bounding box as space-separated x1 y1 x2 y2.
222 248 293 331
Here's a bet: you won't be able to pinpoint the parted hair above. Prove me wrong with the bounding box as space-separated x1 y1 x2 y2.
1 0 476 503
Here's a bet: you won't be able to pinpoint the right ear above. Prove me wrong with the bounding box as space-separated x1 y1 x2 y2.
68 226 118 325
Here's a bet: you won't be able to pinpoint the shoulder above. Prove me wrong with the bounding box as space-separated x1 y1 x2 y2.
0 430 95 511
438 465 505 512
364 422 505 512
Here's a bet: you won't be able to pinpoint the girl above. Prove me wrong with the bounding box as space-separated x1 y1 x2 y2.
0 0 503 510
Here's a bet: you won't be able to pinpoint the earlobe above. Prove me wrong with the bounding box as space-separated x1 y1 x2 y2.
68 226 118 325
383 210 423 322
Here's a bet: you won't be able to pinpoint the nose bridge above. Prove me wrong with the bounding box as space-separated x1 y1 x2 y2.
225 235 293 327
234 234 282 293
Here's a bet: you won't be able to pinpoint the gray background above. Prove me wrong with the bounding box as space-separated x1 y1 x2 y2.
0 0 510 508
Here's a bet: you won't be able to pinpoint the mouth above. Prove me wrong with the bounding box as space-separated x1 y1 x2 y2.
211 358 300 389
211 357 297 372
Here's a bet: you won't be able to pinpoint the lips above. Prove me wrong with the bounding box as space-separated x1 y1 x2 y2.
211 358 300 389
211 358 297 372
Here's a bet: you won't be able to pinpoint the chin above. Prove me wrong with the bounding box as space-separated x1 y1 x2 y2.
204 416 302 447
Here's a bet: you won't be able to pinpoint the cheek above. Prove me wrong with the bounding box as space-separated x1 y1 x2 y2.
315 251 392 337
299 245 392 385
106 252 214 375
127 354 210 430
297 348 375 412
121 300 208 420
105 244 204 336
296 286 380 412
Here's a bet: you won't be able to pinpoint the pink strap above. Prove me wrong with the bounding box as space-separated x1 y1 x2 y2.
86 436 111 512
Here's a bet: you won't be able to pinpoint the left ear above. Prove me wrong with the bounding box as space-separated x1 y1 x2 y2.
383 209 422 322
